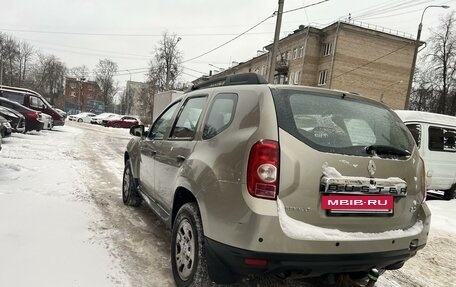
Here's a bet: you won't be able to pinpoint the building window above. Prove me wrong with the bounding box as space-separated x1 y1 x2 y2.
289 72 294 84
318 70 328 85
299 46 304 58
293 48 298 59
322 42 332 56
295 71 301 85
261 65 267 76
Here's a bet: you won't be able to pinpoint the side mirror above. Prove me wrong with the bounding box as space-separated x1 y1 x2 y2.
130 125 145 137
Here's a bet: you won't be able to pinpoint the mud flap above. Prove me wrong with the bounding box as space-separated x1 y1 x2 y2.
204 238 240 284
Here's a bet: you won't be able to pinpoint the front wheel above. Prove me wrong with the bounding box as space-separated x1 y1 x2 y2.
122 160 142 206
172 203 211 287
77 118 83 123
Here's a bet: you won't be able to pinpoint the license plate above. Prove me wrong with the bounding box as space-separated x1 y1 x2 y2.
322 195 394 214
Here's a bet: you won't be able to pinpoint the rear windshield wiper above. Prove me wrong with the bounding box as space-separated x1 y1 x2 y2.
365 145 411 157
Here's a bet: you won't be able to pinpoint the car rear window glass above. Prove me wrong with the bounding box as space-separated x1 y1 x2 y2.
428 126 456 152
203 93 237 140
272 88 414 157
1 91 25 104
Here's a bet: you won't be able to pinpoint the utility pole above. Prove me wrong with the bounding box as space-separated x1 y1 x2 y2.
126 70 131 115
404 5 449 109
268 0 284 83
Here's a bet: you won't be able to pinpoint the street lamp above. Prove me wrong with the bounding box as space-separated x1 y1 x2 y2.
404 5 450 109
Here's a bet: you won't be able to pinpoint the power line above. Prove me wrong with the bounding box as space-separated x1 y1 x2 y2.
181 14 275 64
0 28 279 37
181 0 330 64
283 0 329 14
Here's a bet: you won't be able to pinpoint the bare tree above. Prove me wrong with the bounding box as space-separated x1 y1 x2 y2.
148 32 183 92
18 42 34 86
426 12 456 115
30 53 66 104
0 35 19 86
94 59 118 106
69 65 90 80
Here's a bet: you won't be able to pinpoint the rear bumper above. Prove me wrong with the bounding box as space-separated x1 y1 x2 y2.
25 120 44 131
205 236 424 280
53 120 65 126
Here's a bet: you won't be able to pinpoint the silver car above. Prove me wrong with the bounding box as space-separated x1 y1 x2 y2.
123 73 430 286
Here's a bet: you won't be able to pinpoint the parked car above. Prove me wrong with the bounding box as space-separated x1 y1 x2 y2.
41 113 53 130
0 115 12 137
0 85 65 126
55 108 67 119
68 112 96 123
0 97 44 132
103 115 139 128
0 106 26 133
396 110 456 200
122 73 430 286
90 113 118 125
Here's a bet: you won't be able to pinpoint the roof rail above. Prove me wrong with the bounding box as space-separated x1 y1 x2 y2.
190 72 268 91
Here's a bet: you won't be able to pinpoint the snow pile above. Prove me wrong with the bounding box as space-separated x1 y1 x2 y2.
322 163 405 184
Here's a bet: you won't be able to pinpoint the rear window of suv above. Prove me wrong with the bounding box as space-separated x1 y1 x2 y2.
272 88 414 157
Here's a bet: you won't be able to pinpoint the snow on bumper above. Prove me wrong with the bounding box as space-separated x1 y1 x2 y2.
277 198 425 241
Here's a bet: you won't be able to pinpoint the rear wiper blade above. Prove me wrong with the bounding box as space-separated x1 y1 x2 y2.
365 145 411 157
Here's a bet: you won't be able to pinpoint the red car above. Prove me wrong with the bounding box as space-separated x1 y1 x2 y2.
102 115 140 128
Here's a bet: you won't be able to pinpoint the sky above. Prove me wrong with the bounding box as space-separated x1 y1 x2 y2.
1 0 454 89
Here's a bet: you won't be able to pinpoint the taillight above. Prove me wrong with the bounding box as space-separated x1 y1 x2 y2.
26 112 39 119
247 140 279 200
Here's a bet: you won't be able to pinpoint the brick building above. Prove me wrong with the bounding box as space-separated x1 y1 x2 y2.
63 77 101 114
209 20 419 109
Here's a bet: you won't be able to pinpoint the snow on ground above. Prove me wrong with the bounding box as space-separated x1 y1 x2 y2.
0 126 130 287
1 122 455 287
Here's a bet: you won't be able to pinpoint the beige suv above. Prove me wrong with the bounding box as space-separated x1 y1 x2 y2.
123 73 430 286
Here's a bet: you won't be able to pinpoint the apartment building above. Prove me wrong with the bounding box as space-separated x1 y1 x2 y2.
210 20 418 109
63 77 101 113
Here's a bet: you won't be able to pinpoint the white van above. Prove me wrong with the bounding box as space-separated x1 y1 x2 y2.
396 110 456 200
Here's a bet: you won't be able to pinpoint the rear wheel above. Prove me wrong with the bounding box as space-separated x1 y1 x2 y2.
122 160 142 206
443 185 456 200
172 203 211 287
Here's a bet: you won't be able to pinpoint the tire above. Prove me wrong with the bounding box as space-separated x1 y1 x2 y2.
77 118 83 123
172 203 211 287
122 160 142 206
443 186 456 200
114 123 121 128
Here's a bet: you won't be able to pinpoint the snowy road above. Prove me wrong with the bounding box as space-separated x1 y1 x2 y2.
1 122 455 287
